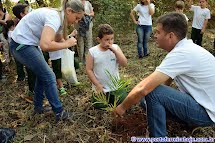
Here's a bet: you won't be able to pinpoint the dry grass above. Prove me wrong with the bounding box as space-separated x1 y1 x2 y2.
0 28 215 143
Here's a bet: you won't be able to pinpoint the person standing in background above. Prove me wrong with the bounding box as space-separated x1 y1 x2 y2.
188 0 210 46
76 0 94 64
130 0 155 59
175 0 188 22
0 2 10 63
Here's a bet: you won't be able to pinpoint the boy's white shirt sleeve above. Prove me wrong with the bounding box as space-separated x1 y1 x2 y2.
190 5 198 11
205 9 211 19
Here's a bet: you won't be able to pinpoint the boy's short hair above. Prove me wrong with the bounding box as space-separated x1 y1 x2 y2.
12 4 28 19
97 24 114 39
156 12 188 40
175 0 185 10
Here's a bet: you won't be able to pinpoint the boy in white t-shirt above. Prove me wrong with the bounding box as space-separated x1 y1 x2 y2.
188 0 210 46
175 0 188 22
86 24 127 109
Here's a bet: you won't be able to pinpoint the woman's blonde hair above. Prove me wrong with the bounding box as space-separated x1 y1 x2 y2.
61 0 84 38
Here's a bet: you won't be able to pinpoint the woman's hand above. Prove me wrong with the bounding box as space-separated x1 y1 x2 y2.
65 36 77 47
70 29 78 37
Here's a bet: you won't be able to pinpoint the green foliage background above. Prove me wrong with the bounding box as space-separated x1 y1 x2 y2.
3 0 215 33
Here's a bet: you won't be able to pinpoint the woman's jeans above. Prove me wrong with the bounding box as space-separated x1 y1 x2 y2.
10 40 63 114
136 25 152 57
140 85 214 137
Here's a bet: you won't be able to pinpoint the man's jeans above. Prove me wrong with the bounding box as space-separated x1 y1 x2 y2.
136 25 152 57
10 40 63 114
140 85 214 137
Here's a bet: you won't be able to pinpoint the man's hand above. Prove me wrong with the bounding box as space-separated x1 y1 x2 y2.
114 104 126 117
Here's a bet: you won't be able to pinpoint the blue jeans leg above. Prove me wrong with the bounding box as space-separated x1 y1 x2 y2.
136 25 152 57
136 25 144 57
141 85 214 137
143 25 152 56
10 40 63 114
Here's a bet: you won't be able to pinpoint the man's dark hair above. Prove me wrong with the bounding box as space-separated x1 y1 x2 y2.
156 12 188 40
12 4 28 19
97 24 114 39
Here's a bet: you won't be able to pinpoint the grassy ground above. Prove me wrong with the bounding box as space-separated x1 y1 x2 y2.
0 28 215 142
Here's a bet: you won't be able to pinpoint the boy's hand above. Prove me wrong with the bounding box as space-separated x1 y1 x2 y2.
96 84 104 93
107 44 114 51
201 29 205 34
108 44 116 53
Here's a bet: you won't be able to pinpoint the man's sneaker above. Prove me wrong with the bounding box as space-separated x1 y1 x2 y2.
59 87 67 96
56 110 69 122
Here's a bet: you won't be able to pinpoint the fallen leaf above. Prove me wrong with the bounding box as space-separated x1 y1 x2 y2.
24 134 36 141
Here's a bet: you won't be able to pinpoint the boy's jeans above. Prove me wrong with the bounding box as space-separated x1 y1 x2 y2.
136 25 152 57
140 85 214 137
10 40 63 114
